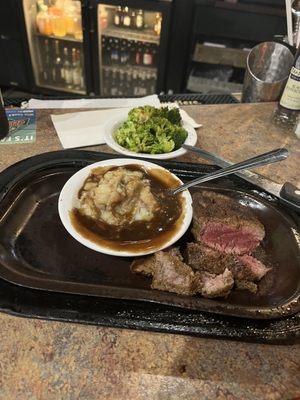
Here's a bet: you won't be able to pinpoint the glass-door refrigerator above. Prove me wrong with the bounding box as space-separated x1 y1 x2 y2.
91 0 172 96
22 0 92 95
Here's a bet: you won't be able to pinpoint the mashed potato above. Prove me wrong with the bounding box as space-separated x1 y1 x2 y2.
78 166 159 226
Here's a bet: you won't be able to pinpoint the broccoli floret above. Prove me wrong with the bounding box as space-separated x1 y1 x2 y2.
114 106 188 154
173 126 188 149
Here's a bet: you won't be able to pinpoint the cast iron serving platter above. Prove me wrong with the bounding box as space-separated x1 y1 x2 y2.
0 151 299 329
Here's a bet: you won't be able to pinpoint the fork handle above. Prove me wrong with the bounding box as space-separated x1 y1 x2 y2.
173 148 289 194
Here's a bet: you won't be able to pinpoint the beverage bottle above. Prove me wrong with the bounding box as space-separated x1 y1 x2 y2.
36 0 52 36
125 71 133 96
136 10 144 30
114 6 122 27
0 89 9 140
110 69 118 96
53 40 64 84
105 38 112 65
129 41 136 64
51 7 67 37
123 7 131 27
100 5 108 31
154 13 162 36
111 39 119 64
118 70 125 96
135 43 142 65
102 68 110 95
143 44 153 66
152 44 158 67
150 73 156 94
63 47 73 88
42 38 51 83
80 50 85 90
130 10 136 29
273 45 300 128
71 48 82 90
133 71 139 95
120 40 128 64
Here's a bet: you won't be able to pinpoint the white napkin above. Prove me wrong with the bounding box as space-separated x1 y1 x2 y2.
51 104 201 149
28 95 160 109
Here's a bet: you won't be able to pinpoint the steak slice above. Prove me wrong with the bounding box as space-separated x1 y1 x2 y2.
185 242 232 274
235 280 258 294
152 250 198 295
192 191 265 255
131 256 156 276
230 254 271 281
196 268 234 298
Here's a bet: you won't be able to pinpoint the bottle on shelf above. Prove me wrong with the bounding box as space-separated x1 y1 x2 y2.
42 38 52 83
99 5 108 31
71 48 82 90
135 43 143 65
123 7 131 27
50 7 67 38
130 10 136 29
273 45 300 128
36 0 52 36
63 47 73 88
120 40 129 64
143 43 153 66
110 69 119 96
154 13 162 36
136 9 144 30
114 6 123 27
52 40 64 85
111 39 120 64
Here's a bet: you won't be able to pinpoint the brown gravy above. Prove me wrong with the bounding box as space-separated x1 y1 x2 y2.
70 165 185 253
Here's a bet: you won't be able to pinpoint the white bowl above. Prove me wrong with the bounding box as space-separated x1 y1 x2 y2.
58 158 193 257
104 111 198 160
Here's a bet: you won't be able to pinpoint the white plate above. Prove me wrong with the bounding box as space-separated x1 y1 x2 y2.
58 158 193 257
104 110 198 160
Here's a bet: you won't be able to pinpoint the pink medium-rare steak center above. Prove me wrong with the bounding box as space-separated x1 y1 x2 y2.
192 191 265 255
199 222 264 255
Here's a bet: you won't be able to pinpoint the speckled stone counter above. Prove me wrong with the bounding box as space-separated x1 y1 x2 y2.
0 103 299 400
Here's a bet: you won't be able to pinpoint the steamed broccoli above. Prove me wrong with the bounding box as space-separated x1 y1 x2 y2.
115 106 188 155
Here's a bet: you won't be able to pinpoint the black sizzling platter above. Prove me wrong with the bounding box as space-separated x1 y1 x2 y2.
0 151 299 321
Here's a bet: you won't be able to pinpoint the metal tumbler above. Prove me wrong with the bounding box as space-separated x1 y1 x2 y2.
242 42 294 103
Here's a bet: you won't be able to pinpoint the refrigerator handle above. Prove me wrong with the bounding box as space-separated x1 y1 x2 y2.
89 4 96 35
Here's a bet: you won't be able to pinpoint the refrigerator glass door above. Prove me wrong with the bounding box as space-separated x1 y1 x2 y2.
97 4 162 96
23 0 86 94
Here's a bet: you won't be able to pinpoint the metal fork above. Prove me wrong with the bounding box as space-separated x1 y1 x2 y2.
171 147 289 195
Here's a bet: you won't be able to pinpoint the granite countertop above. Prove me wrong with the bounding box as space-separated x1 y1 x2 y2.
0 103 299 400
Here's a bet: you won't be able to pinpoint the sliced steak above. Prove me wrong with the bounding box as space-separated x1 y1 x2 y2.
131 256 156 276
185 242 232 274
230 254 271 281
152 250 198 295
197 268 234 298
192 191 265 255
235 280 258 294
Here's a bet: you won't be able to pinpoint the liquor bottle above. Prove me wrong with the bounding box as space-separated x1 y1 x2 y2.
136 10 144 30
110 69 119 96
114 6 123 27
154 13 162 36
143 44 153 66
120 40 129 64
273 45 300 127
135 43 143 65
71 48 82 90
129 41 137 64
111 39 120 64
53 40 64 85
118 70 125 96
123 7 131 27
63 47 73 88
0 89 9 140
105 38 113 66
102 68 110 96
130 10 136 29
80 50 85 90
152 44 158 67
42 38 51 83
